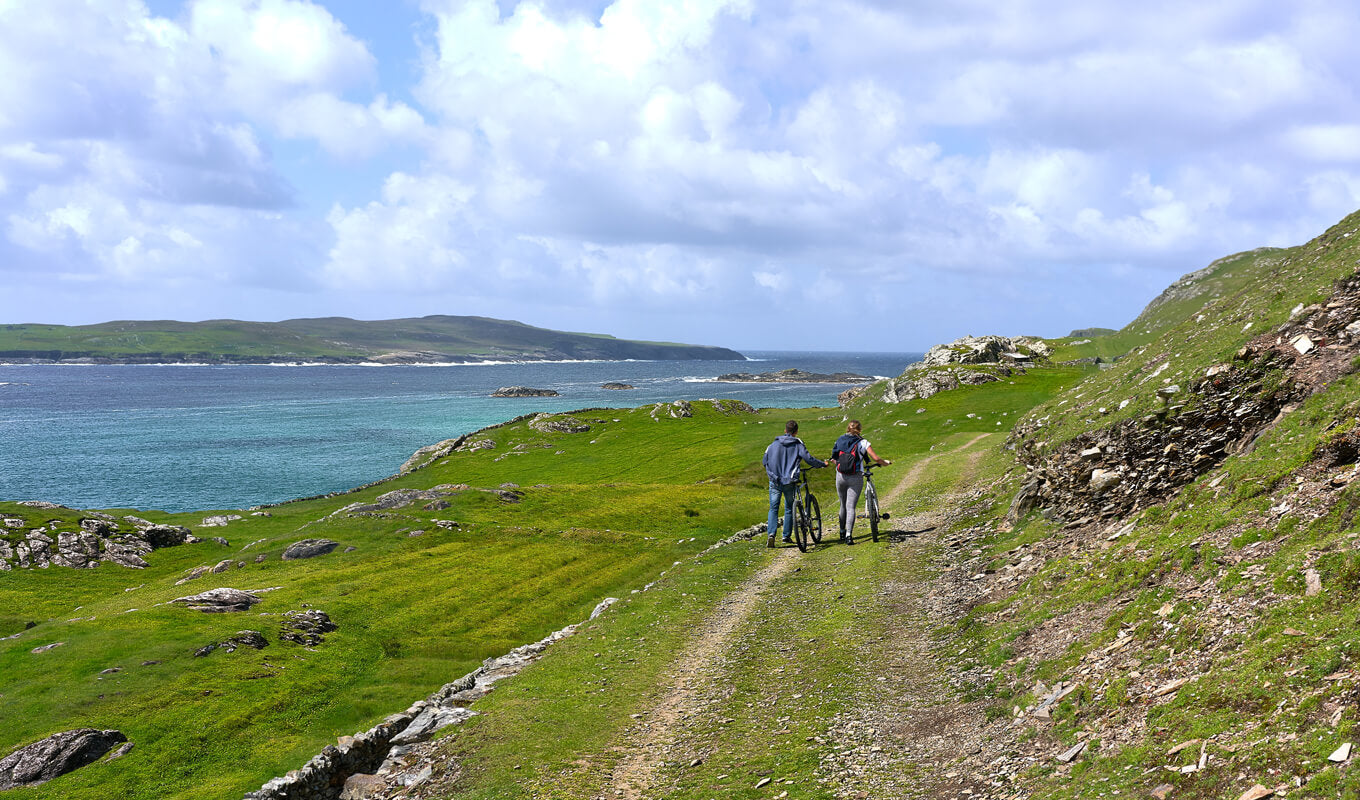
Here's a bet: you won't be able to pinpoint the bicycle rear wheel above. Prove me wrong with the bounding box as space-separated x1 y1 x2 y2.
866 482 880 542
807 494 822 544
793 502 809 552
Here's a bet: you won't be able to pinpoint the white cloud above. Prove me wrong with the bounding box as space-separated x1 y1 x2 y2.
7 0 1360 347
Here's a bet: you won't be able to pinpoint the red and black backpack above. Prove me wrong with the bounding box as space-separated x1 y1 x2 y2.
832 433 863 474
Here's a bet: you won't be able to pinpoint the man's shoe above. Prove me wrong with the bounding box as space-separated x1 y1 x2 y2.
782 537 793 544
766 534 776 548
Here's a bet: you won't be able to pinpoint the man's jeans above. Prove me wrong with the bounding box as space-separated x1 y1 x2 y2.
768 479 797 540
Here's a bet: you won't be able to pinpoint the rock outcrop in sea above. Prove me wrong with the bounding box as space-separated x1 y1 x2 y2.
715 368 873 383
491 386 558 397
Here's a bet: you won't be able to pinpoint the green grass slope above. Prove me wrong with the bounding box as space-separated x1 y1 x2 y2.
1045 246 1288 364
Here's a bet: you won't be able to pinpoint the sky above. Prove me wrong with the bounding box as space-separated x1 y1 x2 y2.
4 1 1360 351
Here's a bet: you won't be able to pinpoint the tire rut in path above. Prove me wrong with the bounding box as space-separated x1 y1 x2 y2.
601 548 802 799
816 432 999 798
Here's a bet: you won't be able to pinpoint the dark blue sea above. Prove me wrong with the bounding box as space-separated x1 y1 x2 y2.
0 351 919 512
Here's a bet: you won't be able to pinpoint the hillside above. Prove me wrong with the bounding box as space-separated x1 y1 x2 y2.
6 210 1360 800
0 315 745 364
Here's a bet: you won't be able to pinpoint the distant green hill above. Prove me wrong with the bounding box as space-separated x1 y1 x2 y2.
0 315 745 364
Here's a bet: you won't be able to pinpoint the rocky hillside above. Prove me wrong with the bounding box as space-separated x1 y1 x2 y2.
925 211 1360 799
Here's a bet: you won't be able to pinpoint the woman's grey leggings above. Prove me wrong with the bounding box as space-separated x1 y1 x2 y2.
835 472 864 538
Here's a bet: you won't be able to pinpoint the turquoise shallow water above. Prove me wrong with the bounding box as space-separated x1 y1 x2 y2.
0 351 918 512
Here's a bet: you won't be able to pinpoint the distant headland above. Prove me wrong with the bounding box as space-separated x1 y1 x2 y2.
0 315 746 365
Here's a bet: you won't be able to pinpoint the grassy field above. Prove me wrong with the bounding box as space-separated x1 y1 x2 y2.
0 363 1081 798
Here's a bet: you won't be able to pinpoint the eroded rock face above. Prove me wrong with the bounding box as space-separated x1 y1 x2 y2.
0 728 127 789
1009 270 1360 522
172 588 262 613
281 539 339 561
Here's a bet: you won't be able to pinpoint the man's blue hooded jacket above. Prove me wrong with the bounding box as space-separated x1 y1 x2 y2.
763 435 826 484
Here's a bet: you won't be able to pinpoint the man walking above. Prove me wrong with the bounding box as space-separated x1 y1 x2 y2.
763 420 827 547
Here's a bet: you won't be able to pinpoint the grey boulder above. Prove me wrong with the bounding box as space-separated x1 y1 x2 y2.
281 539 339 561
0 728 127 789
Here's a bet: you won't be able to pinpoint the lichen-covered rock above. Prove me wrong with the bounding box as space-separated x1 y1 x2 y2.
23 533 52 569
195 630 268 657
281 538 339 560
142 525 193 549
336 488 456 515
921 334 1051 366
200 515 242 528
400 437 464 473
171 588 262 613
710 399 758 415
51 532 101 569
281 610 338 646
0 729 127 789
650 400 693 419
529 413 590 434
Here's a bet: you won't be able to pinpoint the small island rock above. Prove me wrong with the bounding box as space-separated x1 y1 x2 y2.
601 382 635 390
491 386 559 397
715 368 873 383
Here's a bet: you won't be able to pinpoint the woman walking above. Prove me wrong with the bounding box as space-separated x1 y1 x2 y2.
829 420 890 544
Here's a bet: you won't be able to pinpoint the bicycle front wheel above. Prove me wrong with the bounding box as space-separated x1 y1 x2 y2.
793 502 809 552
866 482 880 542
807 494 822 544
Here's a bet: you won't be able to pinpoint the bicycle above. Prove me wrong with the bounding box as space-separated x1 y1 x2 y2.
861 463 889 542
797 468 823 547
771 470 823 552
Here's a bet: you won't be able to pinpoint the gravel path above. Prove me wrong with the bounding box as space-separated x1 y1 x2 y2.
599 549 802 799
816 433 1019 800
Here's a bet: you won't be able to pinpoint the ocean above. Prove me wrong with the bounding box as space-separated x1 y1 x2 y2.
0 351 919 512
